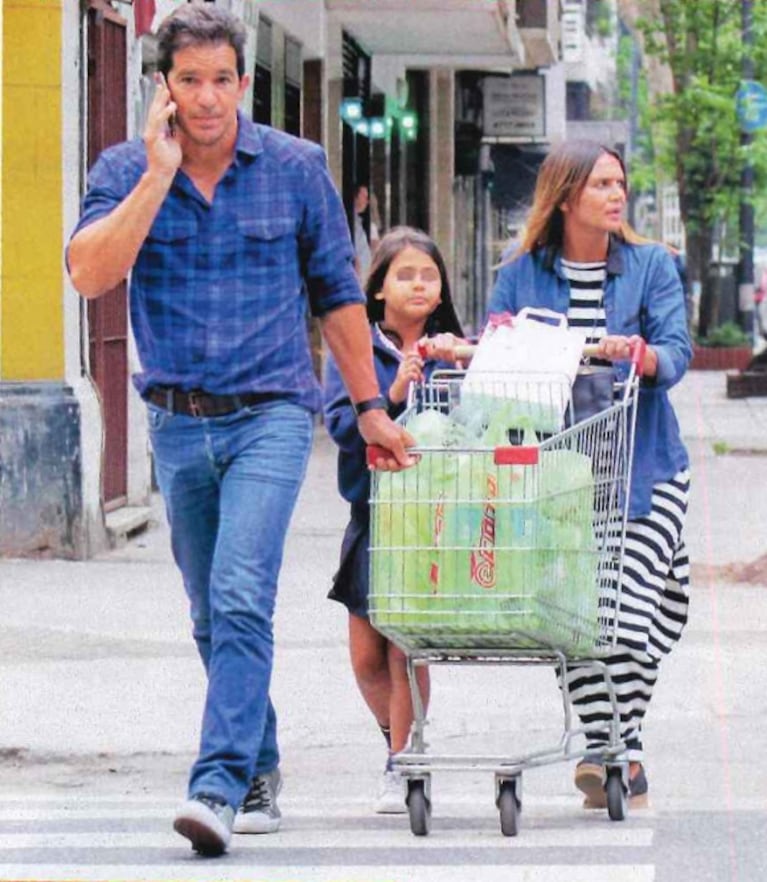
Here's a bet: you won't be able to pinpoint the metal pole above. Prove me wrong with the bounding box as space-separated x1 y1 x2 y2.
627 33 640 228
738 0 755 341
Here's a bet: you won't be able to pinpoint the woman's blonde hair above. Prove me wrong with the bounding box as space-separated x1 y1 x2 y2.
505 140 647 263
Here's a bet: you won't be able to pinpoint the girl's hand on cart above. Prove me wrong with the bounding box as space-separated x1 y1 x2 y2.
417 333 462 363
596 334 656 377
389 350 424 404
359 412 418 470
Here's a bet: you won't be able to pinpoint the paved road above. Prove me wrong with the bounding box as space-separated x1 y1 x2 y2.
0 370 766 880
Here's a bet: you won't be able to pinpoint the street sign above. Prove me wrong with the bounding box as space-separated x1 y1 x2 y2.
736 80 767 132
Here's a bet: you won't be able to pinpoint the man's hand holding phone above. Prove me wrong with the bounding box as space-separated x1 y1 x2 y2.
144 72 182 179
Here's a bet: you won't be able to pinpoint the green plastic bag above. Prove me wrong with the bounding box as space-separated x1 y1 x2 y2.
371 401 601 652
370 449 461 631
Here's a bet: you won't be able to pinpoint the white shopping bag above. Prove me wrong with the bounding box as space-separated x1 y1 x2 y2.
462 308 586 431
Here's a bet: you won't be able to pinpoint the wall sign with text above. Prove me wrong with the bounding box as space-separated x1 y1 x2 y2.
482 74 545 141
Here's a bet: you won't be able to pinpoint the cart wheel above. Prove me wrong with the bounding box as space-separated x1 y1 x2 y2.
407 779 431 836
498 780 520 837
606 767 627 821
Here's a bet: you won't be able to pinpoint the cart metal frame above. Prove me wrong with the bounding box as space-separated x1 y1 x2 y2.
368 355 643 836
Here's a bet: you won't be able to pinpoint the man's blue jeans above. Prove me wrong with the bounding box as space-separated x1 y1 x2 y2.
148 399 314 809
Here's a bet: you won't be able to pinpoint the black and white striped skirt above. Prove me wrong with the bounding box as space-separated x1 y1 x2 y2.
566 469 691 762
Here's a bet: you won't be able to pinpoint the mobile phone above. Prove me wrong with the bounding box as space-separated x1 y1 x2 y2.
157 72 176 136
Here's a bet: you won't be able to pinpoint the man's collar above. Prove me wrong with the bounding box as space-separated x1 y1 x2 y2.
234 112 263 160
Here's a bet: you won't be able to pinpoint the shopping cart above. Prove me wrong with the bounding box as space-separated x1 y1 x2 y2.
367 342 644 836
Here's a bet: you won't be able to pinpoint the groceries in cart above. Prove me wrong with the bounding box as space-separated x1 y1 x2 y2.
460 308 587 433
370 391 606 655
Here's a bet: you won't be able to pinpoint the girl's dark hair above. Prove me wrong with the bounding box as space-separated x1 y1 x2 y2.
156 5 247 79
365 226 464 337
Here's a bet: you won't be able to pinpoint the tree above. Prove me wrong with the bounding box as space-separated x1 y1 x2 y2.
620 0 767 334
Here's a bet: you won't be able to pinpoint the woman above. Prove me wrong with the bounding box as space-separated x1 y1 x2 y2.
324 227 464 813
488 140 691 809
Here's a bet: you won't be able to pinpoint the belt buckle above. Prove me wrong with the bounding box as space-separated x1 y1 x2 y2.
188 390 203 418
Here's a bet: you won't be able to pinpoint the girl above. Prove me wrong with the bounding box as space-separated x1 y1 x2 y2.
324 226 464 813
488 140 691 809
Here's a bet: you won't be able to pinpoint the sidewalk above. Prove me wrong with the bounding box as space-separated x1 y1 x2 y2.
671 368 767 452
672 370 767 568
0 368 764 806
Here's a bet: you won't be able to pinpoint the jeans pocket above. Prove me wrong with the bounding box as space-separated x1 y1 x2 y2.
146 403 170 432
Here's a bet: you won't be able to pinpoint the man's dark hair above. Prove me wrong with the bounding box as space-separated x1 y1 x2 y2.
156 5 247 78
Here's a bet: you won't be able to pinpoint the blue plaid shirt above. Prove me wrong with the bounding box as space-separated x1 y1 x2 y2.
71 114 363 412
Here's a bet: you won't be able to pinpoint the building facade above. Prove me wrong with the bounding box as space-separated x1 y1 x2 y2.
0 0 561 558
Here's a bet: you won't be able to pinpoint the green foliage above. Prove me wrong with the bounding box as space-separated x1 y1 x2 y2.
630 0 767 253
697 320 751 348
616 32 655 193
594 0 613 38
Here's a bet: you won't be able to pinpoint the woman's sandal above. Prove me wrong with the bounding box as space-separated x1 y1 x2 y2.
575 757 649 809
574 755 607 808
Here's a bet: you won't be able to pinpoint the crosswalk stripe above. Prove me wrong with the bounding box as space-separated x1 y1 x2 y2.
0 802 656 822
0 796 655 882
0 825 653 849
2 793 764 812
0 866 655 882
0 793 654 809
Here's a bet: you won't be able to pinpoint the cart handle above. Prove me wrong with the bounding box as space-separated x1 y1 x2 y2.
494 446 539 465
416 341 475 361
626 338 647 377
367 445 410 468
417 339 647 375
367 444 539 467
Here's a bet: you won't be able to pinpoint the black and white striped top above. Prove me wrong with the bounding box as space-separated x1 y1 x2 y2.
561 259 607 358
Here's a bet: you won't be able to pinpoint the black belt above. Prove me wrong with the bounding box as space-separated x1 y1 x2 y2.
146 387 276 418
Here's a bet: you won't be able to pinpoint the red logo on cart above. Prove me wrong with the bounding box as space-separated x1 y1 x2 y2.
430 495 446 590
470 475 497 589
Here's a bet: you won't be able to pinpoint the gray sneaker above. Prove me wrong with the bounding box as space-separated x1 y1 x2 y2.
233 768 282 834
173 792 234 856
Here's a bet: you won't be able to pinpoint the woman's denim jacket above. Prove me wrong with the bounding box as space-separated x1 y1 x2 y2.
488 236 691 518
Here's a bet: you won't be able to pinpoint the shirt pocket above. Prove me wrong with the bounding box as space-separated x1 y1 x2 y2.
141 217 199 288
146 217 198 244
237 217 297 269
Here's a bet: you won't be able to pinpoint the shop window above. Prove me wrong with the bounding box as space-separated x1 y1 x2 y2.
284 36 302 136
253 15 272 125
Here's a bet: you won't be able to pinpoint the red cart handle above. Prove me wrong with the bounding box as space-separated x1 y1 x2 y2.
416 341 477 361
494 446 539 465
417 338 647 375
630 338 647 377
367 444 538 467
582 339 646 375
366 445 396 468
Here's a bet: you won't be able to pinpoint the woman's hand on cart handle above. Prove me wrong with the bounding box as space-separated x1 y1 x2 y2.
588 335 654 377
441 336 653 376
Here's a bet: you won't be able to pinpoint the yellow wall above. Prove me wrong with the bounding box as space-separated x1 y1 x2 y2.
1 0 63 381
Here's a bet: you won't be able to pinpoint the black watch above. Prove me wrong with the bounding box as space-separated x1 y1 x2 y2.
353 394 388 417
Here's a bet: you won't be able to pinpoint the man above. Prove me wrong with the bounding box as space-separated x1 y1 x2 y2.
68 5 412 857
